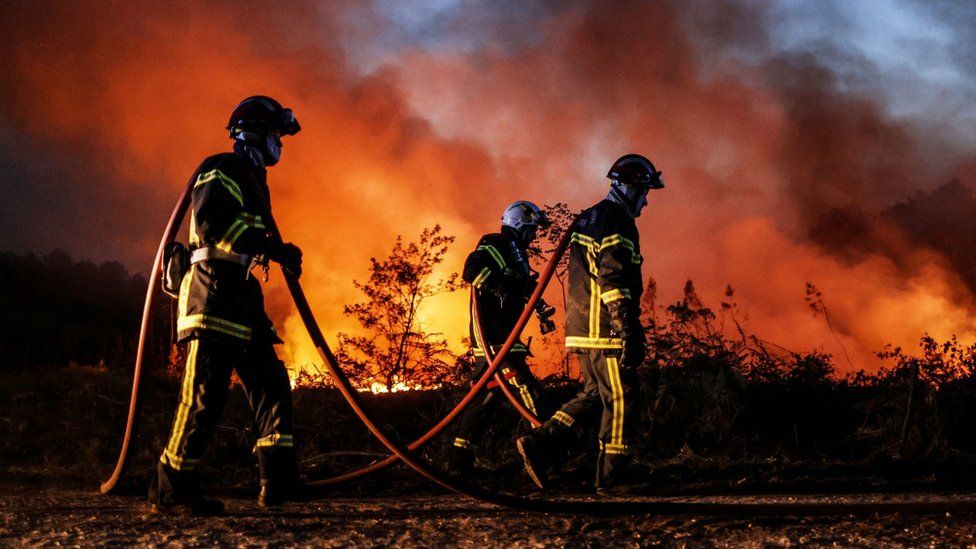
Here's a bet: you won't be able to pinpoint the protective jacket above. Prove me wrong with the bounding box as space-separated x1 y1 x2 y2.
176 150 280 343
565 200 643 351
462 232 533 357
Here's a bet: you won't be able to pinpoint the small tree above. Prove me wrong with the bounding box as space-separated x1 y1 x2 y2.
337 225 465 389
526 203 576 378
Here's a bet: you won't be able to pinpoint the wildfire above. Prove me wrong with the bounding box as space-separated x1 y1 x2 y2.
365 380 428 394
6 0 976 380
285 366 436 393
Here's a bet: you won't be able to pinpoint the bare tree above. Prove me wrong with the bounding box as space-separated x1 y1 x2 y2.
337 225 465 389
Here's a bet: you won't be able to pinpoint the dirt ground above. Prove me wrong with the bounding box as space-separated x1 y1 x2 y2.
4 488 976 547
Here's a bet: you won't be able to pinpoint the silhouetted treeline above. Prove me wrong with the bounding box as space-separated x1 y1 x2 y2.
0 250 170 369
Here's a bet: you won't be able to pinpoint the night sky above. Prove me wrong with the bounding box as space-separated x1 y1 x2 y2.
2 0 975 373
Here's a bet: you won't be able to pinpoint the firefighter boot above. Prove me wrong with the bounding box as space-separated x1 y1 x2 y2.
595 451 653 496
516 433 550 489
447 444 476 478
148 461 225 516
517 423 572 490
256 446 301 507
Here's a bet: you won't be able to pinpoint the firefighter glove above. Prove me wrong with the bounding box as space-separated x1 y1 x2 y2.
269 241 303 277
607 298 645 368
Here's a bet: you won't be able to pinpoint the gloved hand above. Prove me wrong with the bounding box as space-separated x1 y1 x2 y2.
268 241 303 277
607 299 645 368
534 299 557 334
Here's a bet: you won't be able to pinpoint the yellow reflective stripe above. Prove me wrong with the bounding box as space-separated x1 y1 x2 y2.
195 169 244 206
216 212 265 252
470 298 486 352
604 443 631 455
238 212 265 229
216 220 246 252
515 382 538 416
477 244 506 269
574 230 639 336
178 314 253 340
587 249 600 338
256 433 294 448
565 336 623 349
189 211 200 246
601 234 640 264
570 232 596 248
599 234 636 252
577 236 601 339
165 339 199 462
472 343 528 356
600 288 631 304
188 315 251 332
553 410 575 428
160 449 200 471
472 267 491 288
607 356 624 447
453 437 472 450
168 338 198 456
574 232 639 263
177 264 194 321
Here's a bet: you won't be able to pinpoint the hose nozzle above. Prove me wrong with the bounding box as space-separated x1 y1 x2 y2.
534 300 557 334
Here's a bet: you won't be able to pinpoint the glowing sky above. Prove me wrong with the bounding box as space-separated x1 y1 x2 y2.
2 1 975 375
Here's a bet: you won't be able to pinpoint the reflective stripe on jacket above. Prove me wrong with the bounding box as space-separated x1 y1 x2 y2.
176 151 279 343
564 200 643 350
462 232 533 355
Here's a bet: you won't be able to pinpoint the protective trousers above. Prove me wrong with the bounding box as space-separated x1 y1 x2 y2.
545 349 641 484
453 356 550 454
151 334 294 505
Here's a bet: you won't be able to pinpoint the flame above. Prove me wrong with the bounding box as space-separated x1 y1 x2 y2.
364 380 432 394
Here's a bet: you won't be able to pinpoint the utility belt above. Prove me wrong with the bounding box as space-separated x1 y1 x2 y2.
162 243 262 299
190 246 251 267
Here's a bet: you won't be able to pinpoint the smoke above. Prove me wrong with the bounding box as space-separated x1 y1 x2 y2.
1 0 975 374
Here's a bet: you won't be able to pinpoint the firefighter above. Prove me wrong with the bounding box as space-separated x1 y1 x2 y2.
516 154 664 493
448 201 556 476
148 96 305 515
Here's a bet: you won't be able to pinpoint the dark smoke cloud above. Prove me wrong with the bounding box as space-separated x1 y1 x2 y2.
2 0 975 373
378 0 976 367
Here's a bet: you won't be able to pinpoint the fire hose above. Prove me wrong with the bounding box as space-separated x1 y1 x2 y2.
98 165 198 495
471 291 543 427
101 174 976 515
305 267 553 486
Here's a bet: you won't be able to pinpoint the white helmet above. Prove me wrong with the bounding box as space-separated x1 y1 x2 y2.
502 201 549 231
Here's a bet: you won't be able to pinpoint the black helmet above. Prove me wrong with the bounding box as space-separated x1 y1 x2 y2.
227 95 301 137
607 153 664 189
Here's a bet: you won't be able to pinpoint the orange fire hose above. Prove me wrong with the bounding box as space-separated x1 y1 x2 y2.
471 290 543 427
305 236 565 486
102 176 976 515
99 166 198 494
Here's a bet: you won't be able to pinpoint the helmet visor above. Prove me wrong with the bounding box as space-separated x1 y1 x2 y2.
532 209 551 228
279 108 301 135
